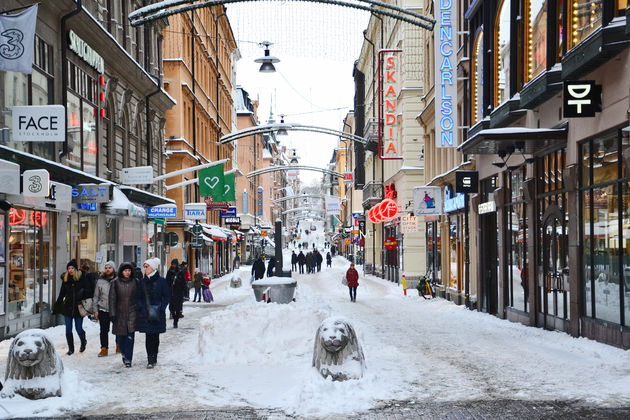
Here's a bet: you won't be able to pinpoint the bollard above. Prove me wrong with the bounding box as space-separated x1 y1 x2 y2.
402 274 407 296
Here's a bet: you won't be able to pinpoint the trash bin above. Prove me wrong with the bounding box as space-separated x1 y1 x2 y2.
252 279 297 303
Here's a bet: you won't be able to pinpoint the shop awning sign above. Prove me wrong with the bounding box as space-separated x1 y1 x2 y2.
71 183 112 203
23 169 50 198
148 203 177 218
0 159 20 194
184 203 207 220
413 186 443 216
401 214 418 233
225 217 241 225
121 166 154 184
563 81 602 118
12 105 65 142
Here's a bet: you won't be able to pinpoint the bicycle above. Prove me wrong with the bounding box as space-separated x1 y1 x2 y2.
416 275 436 299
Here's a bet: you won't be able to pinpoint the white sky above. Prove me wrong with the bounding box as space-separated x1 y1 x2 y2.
227 2 370 184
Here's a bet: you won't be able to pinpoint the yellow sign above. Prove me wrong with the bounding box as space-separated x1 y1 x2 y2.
261 231 267 237
345 238 351 245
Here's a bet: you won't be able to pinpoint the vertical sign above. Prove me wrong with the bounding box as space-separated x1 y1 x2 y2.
257 186 263 216
378 49 403 160
435 0 458 148
243 189 248 214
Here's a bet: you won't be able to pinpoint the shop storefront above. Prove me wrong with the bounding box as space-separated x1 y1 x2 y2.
383 221 400 283
477 175 499 315
443 190 466 302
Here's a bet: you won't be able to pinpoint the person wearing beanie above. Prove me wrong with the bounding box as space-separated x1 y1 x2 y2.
165 258 184 320
109 262 139 368
54 259 89 355
137 258 169 368
93 261 117 357
169 261 188 328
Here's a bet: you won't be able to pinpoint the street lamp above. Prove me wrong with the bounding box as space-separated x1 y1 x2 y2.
277 114 288 136
255 41 280 73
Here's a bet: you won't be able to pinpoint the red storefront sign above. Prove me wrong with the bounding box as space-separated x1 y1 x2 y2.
384 236 398 250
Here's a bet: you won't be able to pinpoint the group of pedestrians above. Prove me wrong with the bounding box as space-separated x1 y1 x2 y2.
291 249 332 274
54 257 194 369
251 255 278 280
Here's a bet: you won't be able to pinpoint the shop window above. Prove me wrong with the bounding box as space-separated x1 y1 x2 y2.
581 129 629 326
618 0 628 14
494 0 511 106
569 0 603 49
527 0 548 80
471 30 484 125
507 169 529 312
66 61 98 175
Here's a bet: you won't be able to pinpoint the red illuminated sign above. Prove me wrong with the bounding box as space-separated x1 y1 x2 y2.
384 237 398 250
9 208 47 227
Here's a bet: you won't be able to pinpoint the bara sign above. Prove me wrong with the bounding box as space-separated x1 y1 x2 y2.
184 203 207 220
12 105 65 142
379 49 403 160
435 0 458 148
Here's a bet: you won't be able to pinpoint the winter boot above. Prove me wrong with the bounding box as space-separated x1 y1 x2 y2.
98 347 108 357
116 343 120 353
79 333 87 353
66 333 75 355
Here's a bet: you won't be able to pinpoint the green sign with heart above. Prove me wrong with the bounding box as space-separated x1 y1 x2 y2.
199 164 224 199
216 172 235 202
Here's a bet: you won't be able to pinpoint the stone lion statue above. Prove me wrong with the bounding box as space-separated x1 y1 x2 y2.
312 317 365 381
2 329 64 399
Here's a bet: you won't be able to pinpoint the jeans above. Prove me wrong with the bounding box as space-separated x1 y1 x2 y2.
65 315 85 335
292 263 297 272
98 310 111 348
193 287 201 302
299 264 304 274
116 333 135 363
348 286 357 301
146 333 160 364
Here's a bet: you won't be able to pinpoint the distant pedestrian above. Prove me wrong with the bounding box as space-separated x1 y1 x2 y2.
169 263 188 328
267 256 277 277
306 252 313 274
93 261 116 357
109 262 139 368
252 255 266 280
138 258 170 369
234 254 241 269
192 268 203 302
166 259 183 318
181 261 191 301
55 259 90 355
346 263 359 302
315 250 323 272
297 251 306 274
326 252 332 268
291 251 298 272
80 262 98 298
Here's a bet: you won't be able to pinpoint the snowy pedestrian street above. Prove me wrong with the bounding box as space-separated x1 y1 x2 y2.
2 250 630 419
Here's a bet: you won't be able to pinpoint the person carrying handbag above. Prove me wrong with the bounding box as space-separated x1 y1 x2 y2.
137 258 170 369
54 260 89 355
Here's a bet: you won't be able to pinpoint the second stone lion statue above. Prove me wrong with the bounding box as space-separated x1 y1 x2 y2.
312 317 365 381
2 329 64 399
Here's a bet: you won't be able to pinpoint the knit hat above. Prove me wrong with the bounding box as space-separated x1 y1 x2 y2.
104 260 116 270
67 259 78 270
144 258 161 273
170 258 179 266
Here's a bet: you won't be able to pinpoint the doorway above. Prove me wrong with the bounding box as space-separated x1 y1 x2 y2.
479 212 499 314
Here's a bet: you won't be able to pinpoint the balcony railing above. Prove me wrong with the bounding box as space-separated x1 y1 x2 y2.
364 118 379 153
361 180 383 209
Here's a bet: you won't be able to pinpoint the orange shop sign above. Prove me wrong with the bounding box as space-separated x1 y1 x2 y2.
384 236 398 250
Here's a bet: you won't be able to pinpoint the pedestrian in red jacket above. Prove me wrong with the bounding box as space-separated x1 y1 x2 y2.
346 263 359 302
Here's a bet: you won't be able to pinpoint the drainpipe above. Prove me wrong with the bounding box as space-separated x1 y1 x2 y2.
60 0 82 160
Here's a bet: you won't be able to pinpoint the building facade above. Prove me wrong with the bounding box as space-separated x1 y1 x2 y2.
0 0 174 338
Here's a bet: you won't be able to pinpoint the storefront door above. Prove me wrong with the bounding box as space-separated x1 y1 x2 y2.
479 212 499 314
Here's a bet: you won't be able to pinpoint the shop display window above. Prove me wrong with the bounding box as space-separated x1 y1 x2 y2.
569 0 602 49
7 208 54 320
527 0 548 80
494 0 511 106
580 128 629 326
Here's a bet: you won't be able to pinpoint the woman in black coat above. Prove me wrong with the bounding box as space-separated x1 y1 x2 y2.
267 257 277 277
137 258 170 369
169 265 188 329
109 262 139 367
54 259 89 355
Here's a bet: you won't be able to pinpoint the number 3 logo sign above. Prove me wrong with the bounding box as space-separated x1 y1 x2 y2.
0 4 38 74
0 29 25 60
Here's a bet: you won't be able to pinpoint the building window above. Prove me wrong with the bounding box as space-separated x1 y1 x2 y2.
494 0 511 106
471 30 484 125
66 91 97 175
580 128 630 326
557 0 565 59
569 0 602 49
527 0 548 80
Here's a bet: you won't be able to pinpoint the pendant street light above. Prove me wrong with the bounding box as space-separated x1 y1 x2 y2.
277 114 288 136
255 41 280 73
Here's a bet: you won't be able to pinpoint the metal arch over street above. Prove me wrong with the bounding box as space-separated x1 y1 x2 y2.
273 194 325 203
283 207 327 215
247 165 343 179
218 123 366 145
129 0 436 31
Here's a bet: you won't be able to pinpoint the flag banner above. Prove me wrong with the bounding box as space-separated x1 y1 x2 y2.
216 172 235 202
198 164 224 199
0 5 38 74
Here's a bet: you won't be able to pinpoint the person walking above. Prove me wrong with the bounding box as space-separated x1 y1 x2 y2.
252 255 266 280
315 250 323 272
137 258 170 369
93 261 116 357
109 262 139 368
165 259 181 319
169 262 188 328
297 251 306 274
346 263 359 302
305 252 313 274
54 260 89 355
326 252 332 268
80 262 98 298
192 268 203 302
291 251 298 272
181 261 191 302
267 256 277 277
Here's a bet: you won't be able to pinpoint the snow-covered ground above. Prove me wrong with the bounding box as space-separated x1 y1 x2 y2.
1 228 630 418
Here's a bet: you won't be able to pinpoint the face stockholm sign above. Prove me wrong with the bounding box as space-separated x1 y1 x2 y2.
379 49 402 160
435 0 458 148
12 105 65 142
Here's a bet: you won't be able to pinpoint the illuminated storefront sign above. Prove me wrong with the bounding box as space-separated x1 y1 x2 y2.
68 30 104 73
435 0 458 148
378 49 403 160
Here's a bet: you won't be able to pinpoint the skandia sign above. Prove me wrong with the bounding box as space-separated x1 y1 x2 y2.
68 31 104 74
435 0 458 148
379 49 403 160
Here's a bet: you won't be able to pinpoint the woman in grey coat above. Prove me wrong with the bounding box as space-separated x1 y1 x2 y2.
93 261 116 357
109 262 139 368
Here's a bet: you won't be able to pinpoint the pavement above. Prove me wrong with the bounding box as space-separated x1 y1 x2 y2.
28 400 630 419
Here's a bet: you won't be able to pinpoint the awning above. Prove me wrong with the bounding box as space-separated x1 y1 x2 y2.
458 124 568 155
119 185 174 207
103 187 146 217
201 224 228 241
201 234 213 244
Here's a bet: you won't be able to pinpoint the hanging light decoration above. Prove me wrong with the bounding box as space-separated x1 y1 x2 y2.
254 41 280 73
